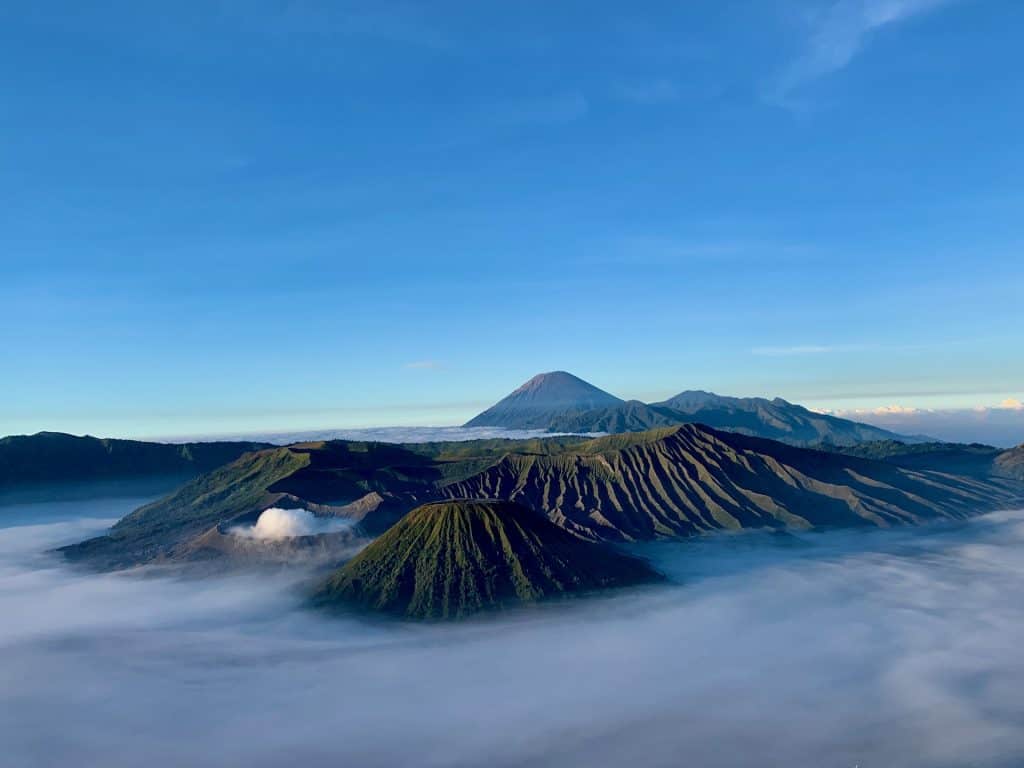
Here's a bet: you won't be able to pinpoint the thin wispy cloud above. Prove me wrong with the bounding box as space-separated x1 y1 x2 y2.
766 0 957 106
404 360 443 370
752 344 835 356
584 235 818 267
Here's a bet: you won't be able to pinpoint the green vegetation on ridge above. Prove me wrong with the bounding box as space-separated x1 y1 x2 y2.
313 499 660 620
0 431 271 492
60 425 1024 571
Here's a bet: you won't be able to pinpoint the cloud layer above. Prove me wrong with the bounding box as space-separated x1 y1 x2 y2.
768 0 956 105
826 400 1024 446
3 495 1024 766
180 425 588 446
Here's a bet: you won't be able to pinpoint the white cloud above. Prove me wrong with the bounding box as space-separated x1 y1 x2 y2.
767 0 956 106
404 360 442 370
752 345 834 356
231 508 353 540
814 404 923 416
828 400 1024 446
869 404 921 415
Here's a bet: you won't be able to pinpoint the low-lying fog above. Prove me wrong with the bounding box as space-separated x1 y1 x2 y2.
167 425 596 446
3 496 1024 768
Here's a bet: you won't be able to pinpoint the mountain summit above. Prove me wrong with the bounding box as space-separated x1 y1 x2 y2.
464 371 623 429
312 499 659 620
464 372 912 446
647 390 906 446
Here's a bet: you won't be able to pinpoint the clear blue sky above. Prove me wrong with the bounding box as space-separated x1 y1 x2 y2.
2 0 1022 439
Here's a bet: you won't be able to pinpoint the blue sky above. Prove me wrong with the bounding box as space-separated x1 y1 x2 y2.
2 0 1022 439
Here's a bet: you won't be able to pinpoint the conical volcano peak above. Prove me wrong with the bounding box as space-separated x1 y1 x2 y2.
464 371 622 429
313 498 659 620
510 371 620 400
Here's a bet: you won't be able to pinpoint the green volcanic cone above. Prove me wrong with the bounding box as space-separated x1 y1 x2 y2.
313 499 661 620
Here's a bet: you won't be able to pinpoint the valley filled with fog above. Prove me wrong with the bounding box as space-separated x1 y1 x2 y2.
3 495 1024 768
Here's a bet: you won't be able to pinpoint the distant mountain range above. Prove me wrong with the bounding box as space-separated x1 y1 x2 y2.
464 371 912 447
833 439 1024 481
0 432 271 494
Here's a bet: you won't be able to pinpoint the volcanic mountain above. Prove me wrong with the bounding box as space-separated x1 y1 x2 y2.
442 425 1021 541
994 443 1024 480
463 371 623 429
61 425 1023 570
465 372 911 446
312 499 660 620
648 390 907 446
0 431 271 495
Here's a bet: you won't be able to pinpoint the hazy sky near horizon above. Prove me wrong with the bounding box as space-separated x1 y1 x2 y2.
2 1 1022 438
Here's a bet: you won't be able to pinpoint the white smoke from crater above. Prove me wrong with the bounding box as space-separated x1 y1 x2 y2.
231 508 353 540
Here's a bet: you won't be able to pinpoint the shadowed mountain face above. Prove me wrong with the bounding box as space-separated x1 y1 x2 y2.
821 440 1024 483
61 426 1023 570
312 499 660 620
0 432 271 494
463 371 623 429
994 444 1024 480
827 440 1003 476
444 426 1022 542
463 372 910 446
59 441 444 569
544 401 685 434
650 391 907 446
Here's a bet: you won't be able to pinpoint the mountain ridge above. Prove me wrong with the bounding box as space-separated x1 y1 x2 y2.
465 372 914 446
0 431 272 493
60 424 1023 570
443 424 1020 541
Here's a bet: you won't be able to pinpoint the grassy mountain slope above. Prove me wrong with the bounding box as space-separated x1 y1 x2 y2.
59 440 457 568
827 440 1002 474
994 444 1024 480
62 427 1022 570
824 439 1024 482
0 431 271 491
313 499 660 620
61 447 310 568
443 425 1019 542
544 401 685 433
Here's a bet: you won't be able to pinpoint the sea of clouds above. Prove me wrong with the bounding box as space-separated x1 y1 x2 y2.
826 401 1024 447
166 425 597 446
2 495 1024 767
